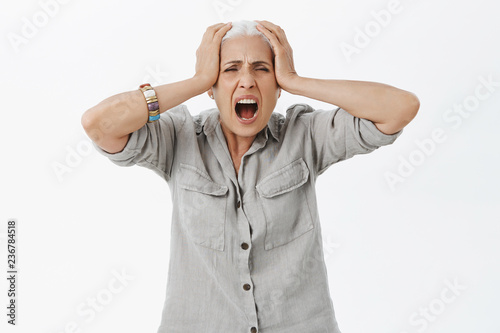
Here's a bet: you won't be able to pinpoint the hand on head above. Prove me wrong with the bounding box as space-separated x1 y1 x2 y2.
194 22 233 92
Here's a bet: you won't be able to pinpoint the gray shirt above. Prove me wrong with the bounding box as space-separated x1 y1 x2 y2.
92 103 401 333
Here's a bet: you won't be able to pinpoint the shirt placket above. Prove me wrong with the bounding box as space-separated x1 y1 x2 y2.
235 129 270 333
205 123 266 332
236 194 259 332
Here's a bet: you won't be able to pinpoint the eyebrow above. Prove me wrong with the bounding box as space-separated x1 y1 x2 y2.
224 60 271 66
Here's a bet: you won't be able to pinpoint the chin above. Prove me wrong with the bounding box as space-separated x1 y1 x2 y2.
233 124 263 138
221 118 261 138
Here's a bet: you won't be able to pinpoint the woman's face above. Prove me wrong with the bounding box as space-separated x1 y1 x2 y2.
209 35 280 142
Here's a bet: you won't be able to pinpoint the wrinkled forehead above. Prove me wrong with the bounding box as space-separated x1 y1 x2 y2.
220 35 274 65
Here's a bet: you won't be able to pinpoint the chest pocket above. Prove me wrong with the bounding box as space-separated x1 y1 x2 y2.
256 158 314 250
177 163 228 251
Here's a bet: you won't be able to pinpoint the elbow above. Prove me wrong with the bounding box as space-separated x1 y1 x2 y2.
81 107 100 134
81 106 104 143
375 92 420 135
402 92 420 124
81 110 93 132
405 91 420 121
396 91 420 128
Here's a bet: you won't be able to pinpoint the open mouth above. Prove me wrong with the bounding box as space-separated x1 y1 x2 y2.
235 98 259 120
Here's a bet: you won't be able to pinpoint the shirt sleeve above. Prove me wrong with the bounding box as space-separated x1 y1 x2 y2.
91 104 187 182
297 105 403 175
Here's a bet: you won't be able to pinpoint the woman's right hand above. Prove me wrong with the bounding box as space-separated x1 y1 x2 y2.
194 22 232 90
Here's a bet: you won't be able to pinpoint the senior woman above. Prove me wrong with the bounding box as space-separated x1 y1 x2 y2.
82 20 419 333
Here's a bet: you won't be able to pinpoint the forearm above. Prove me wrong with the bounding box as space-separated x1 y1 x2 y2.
287 76 419 134
81 76 208 140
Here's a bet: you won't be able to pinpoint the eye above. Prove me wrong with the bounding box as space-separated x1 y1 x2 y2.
224 68 236 72
257 68 269 72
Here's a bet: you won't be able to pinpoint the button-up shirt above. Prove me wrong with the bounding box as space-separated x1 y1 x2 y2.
92 103 401 333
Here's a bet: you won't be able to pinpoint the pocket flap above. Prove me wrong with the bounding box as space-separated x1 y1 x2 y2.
256 158 309 198
178 163 228 196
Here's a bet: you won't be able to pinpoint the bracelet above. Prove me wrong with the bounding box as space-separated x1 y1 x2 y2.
139 83 160 123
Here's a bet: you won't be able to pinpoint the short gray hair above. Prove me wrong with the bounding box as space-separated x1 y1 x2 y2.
221 20 274 56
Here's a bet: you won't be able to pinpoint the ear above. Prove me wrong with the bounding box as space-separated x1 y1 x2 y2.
278 87 281 98
207 88 214 99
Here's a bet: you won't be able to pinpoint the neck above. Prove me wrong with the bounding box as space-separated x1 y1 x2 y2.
222 128 255 158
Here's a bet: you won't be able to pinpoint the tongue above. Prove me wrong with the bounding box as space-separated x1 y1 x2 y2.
238 104 255 119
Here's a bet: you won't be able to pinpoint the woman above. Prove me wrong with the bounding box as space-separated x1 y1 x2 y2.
82 20 419 333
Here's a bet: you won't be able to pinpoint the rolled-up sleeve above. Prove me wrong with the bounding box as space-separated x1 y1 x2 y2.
301 106 402 175
91 105 187 181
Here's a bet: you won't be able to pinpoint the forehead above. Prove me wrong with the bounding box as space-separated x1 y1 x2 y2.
220 35 273 63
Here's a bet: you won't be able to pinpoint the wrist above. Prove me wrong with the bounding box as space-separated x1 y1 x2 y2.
191 74 216 93
281 75 304 95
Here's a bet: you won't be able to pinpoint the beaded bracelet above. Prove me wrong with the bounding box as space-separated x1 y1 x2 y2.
139 83 160 123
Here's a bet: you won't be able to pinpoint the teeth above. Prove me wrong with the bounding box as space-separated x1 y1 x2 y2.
235 98 258 121
237 99 257 104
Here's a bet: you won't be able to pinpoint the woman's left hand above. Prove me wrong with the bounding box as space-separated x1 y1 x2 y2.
255 20 300 93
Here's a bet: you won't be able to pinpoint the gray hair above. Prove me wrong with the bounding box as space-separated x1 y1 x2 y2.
221 20 274 57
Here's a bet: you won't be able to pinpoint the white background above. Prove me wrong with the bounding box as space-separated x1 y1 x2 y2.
1 0 499 332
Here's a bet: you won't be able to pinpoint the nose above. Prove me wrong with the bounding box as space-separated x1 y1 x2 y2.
238 68 255 89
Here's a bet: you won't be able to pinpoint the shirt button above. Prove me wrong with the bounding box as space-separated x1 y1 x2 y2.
250 327 257 333
243 283 251 291
236 200 241 208
241 242 249 250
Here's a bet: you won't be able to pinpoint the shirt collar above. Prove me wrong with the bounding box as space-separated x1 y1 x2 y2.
197 108 281 143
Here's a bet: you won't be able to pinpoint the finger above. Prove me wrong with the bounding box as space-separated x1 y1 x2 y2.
202 23 229 41
255 20 277 28
255 20 281 35
256 21 293 57
207 22 227 30
213 22 232 40
255 20 289 45
200 24 223 44
258 29 285 60
256 23 282 51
